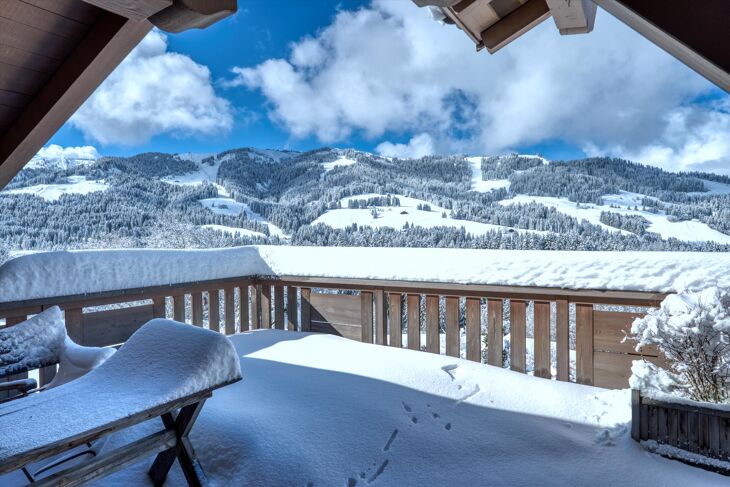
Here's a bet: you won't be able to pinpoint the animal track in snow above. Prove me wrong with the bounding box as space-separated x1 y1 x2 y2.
383 429 398 452
401 402 412 413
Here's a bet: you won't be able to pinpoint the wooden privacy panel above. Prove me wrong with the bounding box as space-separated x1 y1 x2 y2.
81 304 155 347
593 310 659 389
309 292 362 341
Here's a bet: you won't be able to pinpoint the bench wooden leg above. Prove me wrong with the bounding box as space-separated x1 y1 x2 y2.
148 400 208 487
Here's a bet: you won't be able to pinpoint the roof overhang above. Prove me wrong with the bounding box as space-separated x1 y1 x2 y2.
0 0 236 190
417 0 730 92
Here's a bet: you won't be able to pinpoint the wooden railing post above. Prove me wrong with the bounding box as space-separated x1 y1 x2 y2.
261 285 272 329
360 291 373 343
425 295 439 354
487 298 503 367
152 297 166 319
407 294 421 350
207 290 220 332
273 286 284 330
534 301 551 379
465 297 480 362
172 294 185 323
576 303 594 385
286 286 298 332
388 293 402 348
555 299 569 381
374 289 386 345
631 389 641 441
300 288 311 332
445 296 459 358
224 287 235 335
251 285 261 329
510 300 526 373
65 307 84 344
239 285 249 332
191 292 203 326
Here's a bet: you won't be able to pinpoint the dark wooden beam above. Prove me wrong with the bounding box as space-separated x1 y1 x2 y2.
80 0 171 21
594 0 730 93
150 0 237 33
0 11 151 190
480 0 551 53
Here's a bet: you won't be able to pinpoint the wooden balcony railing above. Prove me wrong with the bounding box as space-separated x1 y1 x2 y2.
0 273 667 392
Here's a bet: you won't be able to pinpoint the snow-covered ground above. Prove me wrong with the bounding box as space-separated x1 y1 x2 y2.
465 157 510 193
3 176 108 201
201 225 267 239
313 193 540 236
500 192 730 244
198 197 288 238
3 246 730 303
693 179 730 196
15 330 716 486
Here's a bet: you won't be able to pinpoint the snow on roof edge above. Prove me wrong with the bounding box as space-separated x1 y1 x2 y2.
1 246 729 304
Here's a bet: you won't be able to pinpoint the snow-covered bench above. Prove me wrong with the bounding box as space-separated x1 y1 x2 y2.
0 318 242 486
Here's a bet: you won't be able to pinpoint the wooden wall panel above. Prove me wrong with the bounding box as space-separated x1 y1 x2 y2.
309 292 362 341
594 351 664 389
593 310 654 355
82 304 154 347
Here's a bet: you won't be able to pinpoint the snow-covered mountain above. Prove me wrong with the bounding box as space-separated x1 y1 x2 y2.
2 147 730 253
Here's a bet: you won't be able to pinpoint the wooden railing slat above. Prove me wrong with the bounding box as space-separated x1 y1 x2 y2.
224 287 235 335
65 307 84 344
360 291 373 343
576 303 594 385
487 298 502 367
407 294 420 351
172 295 185 323
425 295 439 354
191 292 203 326
207 290 220 332
152 297 166 319
250 285 261 330
388 293 402 348
273 286 284 330
239 285 249 332
533 301 551 379
555 299 569 381
445 297 459 358
286 286 298 332
300 288 311 332
509 300 526 373
261 285 271 329
465 297 480 362
374 290 386 345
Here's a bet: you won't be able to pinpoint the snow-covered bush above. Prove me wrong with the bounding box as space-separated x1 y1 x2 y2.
628 287 730 403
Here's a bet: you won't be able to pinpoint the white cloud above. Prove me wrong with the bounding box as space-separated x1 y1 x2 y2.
71 30 232 146
376 133 434 158
228 1 729 172
36 144 100 161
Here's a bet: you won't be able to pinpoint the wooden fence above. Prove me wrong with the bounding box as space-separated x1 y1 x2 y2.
0 275 667 391
631 389 730 470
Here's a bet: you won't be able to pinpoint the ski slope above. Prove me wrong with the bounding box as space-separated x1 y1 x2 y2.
3 176 108 202
500 192 730 244
199 197 288 238
465 157 510 193
313 193 543 236
201 224 267 238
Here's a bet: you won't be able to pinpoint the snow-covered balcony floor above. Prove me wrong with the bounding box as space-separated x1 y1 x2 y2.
16 331 726 486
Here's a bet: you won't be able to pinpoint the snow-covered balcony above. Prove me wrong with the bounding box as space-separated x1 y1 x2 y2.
2 246 730 485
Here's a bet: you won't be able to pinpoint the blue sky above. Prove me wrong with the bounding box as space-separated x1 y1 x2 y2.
47 0 729 173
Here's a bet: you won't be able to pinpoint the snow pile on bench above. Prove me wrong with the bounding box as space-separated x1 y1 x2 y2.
0 307 65 376
0 319 241 461
2 246 730 303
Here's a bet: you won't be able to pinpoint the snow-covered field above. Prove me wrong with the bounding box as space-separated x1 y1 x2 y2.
3 246 730 303
322 156 357 173
313 193 540 236
19 331 717 486
198 197 288 238
500 192 730 244
466 156 510 193
3 176 108 202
